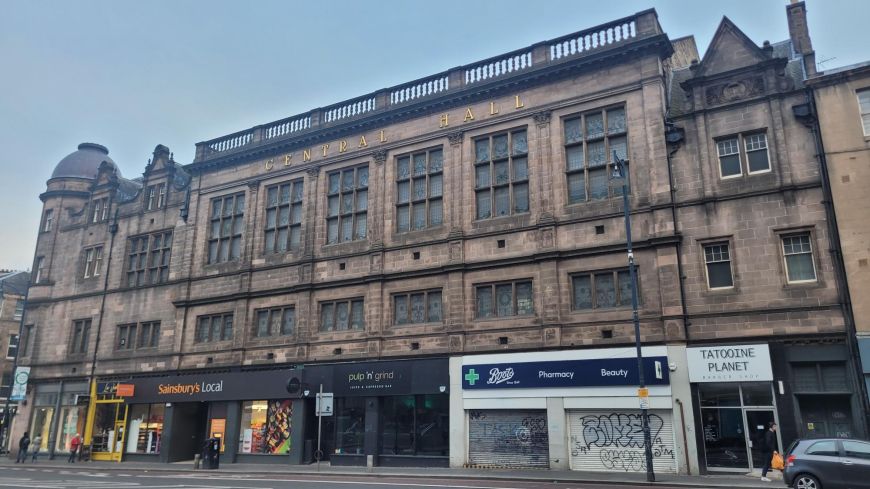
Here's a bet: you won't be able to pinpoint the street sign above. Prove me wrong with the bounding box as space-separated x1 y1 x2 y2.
316 392 334 416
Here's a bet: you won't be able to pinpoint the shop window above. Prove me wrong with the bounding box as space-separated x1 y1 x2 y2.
326 166 368 244
698 383 741 407
334 397 366 455
126 404 164 454
393 290 442 325
238 400 291 454
380 394 449 456
571 269 635 310
264 179 304 253
741 383 774 406
475 280 534 319
56 404 87 453
564 107 628 203
320 299 365 332
29 406 54 453
793 363 849 392
396 148 444 232
474 129 529 219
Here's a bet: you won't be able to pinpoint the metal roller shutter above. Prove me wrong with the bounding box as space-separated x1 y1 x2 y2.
467 409 549 468
568 409 677 473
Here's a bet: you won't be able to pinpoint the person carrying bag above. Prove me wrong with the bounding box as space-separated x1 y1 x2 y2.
761 422 779 482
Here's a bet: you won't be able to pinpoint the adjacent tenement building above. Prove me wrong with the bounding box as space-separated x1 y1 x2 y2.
0 270 28 452
9 3 863 475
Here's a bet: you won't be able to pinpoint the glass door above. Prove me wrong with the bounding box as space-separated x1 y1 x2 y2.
701 408 749 470
745 409 776 470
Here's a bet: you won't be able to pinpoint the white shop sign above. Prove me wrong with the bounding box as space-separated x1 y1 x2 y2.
687 344 772 383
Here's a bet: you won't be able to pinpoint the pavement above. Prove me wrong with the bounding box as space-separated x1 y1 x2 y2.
0 457 785 488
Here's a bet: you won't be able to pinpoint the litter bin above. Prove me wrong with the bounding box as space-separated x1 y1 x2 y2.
201 438 220 470
210 437 220 469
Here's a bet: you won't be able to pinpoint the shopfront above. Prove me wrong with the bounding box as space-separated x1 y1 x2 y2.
119 369 302 464
452 347 678 473
301 358 450 467
687 343 782 473
25 381 89 459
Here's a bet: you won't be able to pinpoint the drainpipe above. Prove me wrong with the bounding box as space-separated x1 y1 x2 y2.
664 122 690 341
794 89 870 436
83 207 120 452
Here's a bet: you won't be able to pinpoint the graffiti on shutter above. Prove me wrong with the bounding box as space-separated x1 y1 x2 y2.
568 410 676 473
467 409 549 468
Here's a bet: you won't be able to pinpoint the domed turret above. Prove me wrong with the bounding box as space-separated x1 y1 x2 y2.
50 143 116 180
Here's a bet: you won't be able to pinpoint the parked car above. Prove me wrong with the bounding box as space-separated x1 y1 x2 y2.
784 438 870 489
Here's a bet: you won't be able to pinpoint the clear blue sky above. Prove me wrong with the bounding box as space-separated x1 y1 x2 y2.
0 0 866 270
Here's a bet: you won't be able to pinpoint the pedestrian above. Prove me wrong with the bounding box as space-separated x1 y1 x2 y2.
15 431 30 463
68 433 81 463
761 421 778 482
30 435 42 462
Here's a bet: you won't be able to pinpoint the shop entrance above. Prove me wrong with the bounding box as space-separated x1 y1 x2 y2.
699 383 781 473
164 403 207 463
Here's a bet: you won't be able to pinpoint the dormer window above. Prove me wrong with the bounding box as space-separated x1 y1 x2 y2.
146 183 166 211
91 197 110 223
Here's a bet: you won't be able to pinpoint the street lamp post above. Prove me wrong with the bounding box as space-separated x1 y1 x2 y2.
611 151 655 482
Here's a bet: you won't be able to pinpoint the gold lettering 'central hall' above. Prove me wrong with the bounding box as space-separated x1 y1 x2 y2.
261 94 527 172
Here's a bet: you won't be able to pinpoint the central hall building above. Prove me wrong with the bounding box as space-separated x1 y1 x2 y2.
11 4 865 475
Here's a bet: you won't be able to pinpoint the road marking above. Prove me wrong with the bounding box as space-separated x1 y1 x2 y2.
150 475 537 489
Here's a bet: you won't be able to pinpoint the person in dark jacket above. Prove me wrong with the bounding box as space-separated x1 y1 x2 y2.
15 432 30 463
761 422 778 482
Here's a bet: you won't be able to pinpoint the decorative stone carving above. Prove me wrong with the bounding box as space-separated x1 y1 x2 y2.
705 76 765 106
306 166 321 177
533 110 552 127
372 149 388 165
247 179 261 190
447 131 464 146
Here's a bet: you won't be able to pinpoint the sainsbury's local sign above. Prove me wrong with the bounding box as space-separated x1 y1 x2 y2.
687 344 773 383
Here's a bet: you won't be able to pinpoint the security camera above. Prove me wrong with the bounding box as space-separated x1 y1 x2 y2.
668 362 678 372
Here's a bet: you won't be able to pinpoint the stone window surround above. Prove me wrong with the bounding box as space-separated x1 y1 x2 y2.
325 164 369 245
194 312 234 344
263 178 305 254
472 127 530 221
90 196 111 223
714 130 772 179
319 297 365 332
116 321 161 351
126 230 173 287
206 192 246 265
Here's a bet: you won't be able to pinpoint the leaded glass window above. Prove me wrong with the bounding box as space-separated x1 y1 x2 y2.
475 280 534 318
254 307 295 337
264 180 304 253
572 269 638 310
394 290 442 325
396 148 443 232
127 231 172 286
208 193 245 264
474 130 529 219
194 313 233 343
327 166 368 244
320 299 365 331
564 107 628 204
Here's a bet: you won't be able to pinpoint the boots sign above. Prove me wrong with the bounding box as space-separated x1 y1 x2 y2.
686 344 773 382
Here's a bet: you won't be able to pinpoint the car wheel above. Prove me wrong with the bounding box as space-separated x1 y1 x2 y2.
794 474 821 489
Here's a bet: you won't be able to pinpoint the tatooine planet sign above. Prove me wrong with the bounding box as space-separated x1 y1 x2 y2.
686 343 773 382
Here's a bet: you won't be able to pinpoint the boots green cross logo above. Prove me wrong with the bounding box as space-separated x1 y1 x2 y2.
464 368 480 386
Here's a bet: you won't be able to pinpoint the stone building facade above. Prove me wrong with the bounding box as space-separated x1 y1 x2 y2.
805 57 870 407
0 271 28 451
9 4 862 475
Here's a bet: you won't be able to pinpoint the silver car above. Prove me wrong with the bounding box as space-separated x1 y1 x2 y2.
784 438 870 489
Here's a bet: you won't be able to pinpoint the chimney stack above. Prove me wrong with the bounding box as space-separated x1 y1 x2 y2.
786 1 817 76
